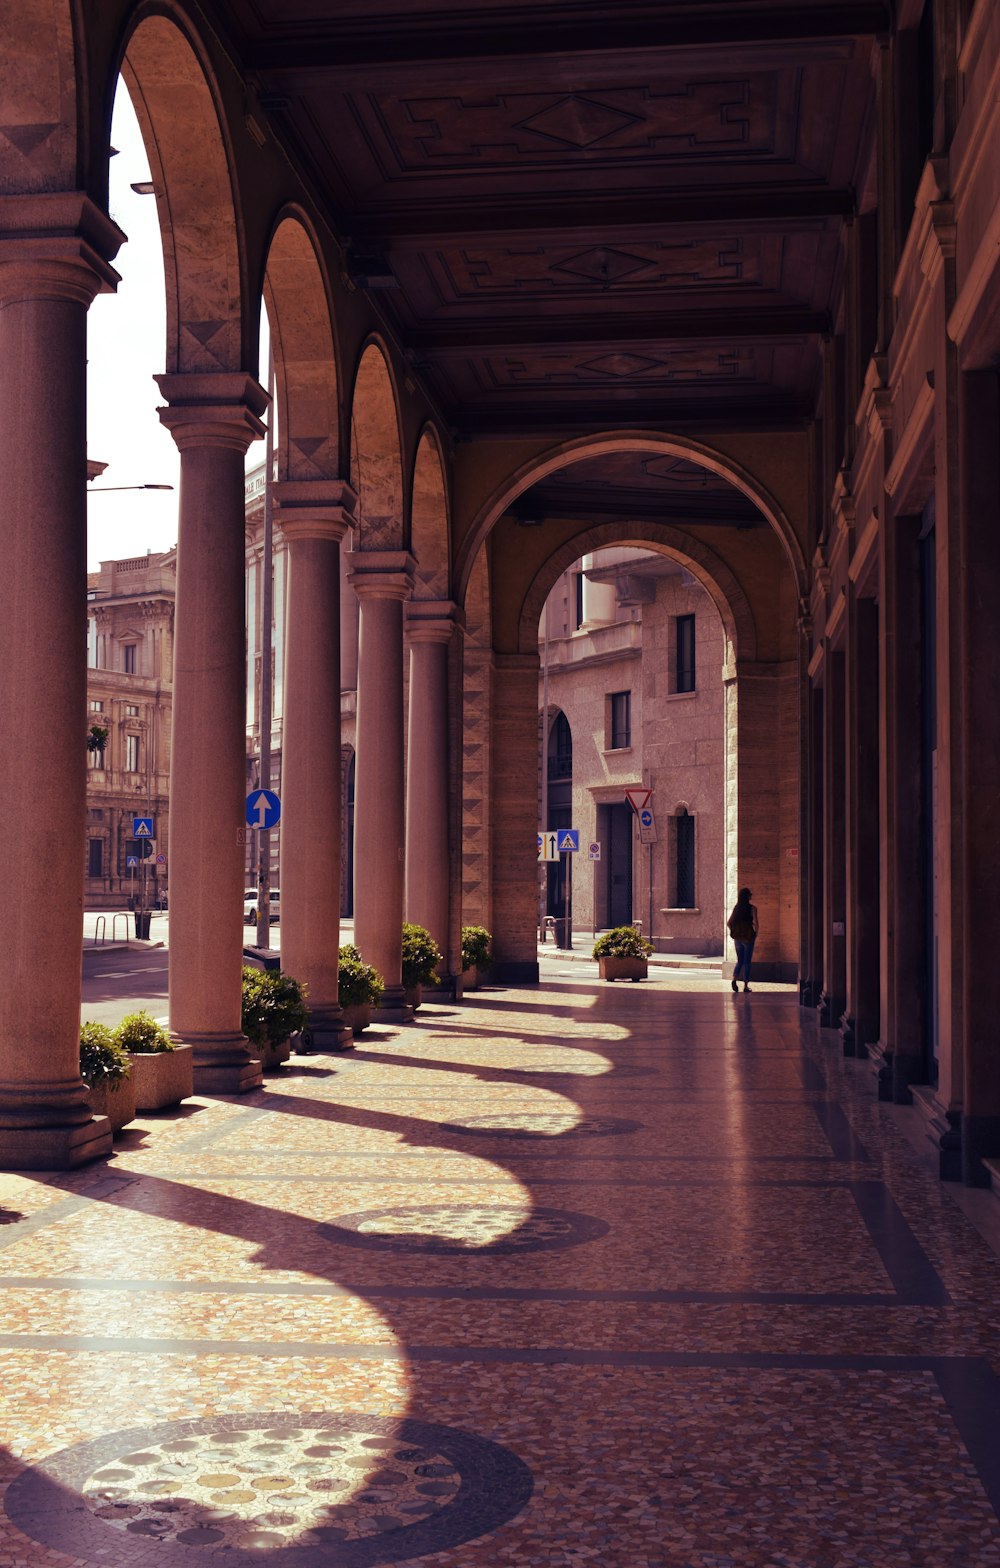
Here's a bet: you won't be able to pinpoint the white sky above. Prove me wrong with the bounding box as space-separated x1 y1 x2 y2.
86 84 268 571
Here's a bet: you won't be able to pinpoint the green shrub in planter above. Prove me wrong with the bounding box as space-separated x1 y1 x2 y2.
338 945 385 1008
461 926 492 973
401 923 441 989
113 1010 174 1055
592 926 654 960
241 965 309 1049
80 1021 131 1086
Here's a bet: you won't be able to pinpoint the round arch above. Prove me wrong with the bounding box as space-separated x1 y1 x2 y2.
410 425 450 599
456 430 807 605
117 10 245 373
517 519 755 665
262 209 340 479
349 339 405 549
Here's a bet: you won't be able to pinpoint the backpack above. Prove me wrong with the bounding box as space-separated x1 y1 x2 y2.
729 912 754 943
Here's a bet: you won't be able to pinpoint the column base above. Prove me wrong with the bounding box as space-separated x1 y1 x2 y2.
800 978 821 1007
839 1012 857 1055
816 991 845 1029
869 1044 924 1105
911 1084 962 1181
374 988 415 1025
0 1114 112 1171
961 1114 1000 1188
298 1007 355 1053
172 1031 263 1095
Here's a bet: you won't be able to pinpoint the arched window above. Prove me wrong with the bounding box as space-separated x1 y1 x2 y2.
675 807 695 909
549 711 573 779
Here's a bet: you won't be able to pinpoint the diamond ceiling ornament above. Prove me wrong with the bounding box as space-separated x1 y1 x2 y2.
580 353 664 378
552 246 653 284
519 94 640 149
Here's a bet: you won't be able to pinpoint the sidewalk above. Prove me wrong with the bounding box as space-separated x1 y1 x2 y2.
538 928 722 971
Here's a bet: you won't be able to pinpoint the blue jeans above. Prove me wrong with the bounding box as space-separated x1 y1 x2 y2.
734 939 755 984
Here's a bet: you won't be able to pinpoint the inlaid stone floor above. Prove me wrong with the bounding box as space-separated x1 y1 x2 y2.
3 968 1000 1567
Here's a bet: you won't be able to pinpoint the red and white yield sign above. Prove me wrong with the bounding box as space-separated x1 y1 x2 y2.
624 787 653 816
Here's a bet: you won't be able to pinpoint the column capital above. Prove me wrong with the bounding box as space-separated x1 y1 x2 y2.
405 598 464 644
156 372 269 454
348 549 415 602
273 478 357 545
0 193 124 306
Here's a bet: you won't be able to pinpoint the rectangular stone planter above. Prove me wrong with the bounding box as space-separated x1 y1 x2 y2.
342 1003 372 1036
598 956 648 982
128 1045 194 1112
461 966 478 992
86 1074 137 1133
249 1039 291 1072
404 984 422 1011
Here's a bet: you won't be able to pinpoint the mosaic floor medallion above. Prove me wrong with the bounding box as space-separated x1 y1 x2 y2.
438 1111 642 1139
5 1412 533 1567
318 1203 610 1254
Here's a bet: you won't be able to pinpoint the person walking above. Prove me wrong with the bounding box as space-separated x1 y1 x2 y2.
727 887 758 993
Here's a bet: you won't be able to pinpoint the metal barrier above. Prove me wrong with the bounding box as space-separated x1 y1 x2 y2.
112 914 129 942
93 917 106 945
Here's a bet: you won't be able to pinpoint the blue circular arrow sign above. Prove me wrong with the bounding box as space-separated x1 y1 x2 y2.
246 789 281 830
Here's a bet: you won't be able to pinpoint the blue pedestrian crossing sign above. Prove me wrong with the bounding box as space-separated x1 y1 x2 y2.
126 856 138 868
557 829 580 853
132 817 154 838
246 789 281 830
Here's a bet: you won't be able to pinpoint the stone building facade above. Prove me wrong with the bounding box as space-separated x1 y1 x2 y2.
85 551 174 910
540 548 725 953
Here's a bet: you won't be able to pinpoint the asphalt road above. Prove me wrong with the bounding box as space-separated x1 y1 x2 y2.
80 916 288 1027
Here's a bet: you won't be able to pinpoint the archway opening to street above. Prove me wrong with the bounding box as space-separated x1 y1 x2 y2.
469 443 802 985
535 541 730 957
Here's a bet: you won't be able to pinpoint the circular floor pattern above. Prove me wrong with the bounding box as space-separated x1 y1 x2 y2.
5 1412 533 1568
318 1203 610 1254
438 1111 642 1139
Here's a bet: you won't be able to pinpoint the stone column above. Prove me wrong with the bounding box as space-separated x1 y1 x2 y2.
405 601 462 976
490 654 541 983
349 551 414 1019
157 372 268 1093
957 368 1000 1183
0 197 123 1169
340 526 359 691
874 510 925 1102
734 659 800 982
275 481 356 1051
818 649 847 1025
842 594 881 1056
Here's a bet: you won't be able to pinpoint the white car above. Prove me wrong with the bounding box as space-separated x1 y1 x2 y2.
244 888 281 923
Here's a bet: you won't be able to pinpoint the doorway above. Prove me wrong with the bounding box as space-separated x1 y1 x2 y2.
600 802 633 927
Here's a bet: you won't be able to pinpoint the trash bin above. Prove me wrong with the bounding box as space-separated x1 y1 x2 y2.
134 911 151 940
553 917 572 949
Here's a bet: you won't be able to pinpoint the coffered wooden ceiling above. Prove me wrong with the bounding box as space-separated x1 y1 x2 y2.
214 1 885 440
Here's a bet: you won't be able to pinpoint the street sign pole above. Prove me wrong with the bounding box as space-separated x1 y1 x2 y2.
565 842 572 950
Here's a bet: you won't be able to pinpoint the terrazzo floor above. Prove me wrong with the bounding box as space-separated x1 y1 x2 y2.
3 966 1000 1566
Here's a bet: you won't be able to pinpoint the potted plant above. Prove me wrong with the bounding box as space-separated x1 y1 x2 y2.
593 925 654 982
80 1021 135 1132
241 965 308 1069
113 1009 192 1112
460 925 492 991
338 944 384 1035
401 922 442 1009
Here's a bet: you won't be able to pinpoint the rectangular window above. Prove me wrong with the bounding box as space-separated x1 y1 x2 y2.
87 838 103 878
675 810 696 908
123 644 137 674
125 703 139 717
676 614 696 692
87 745 104 770
609 690 631 750
89 699 103 713
125 733 140 772
574 571 585 629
